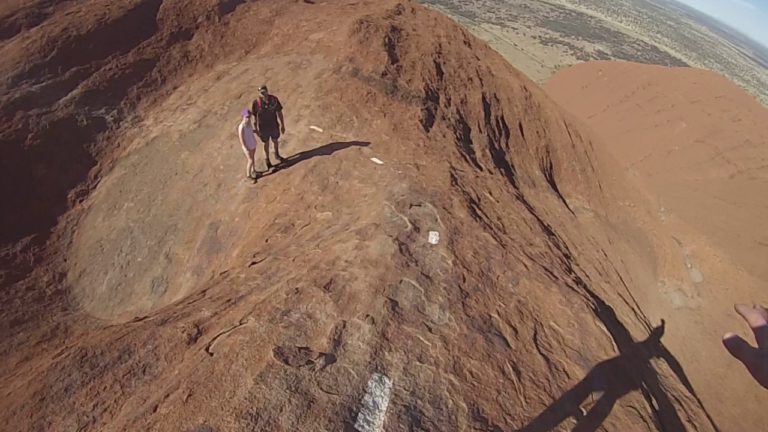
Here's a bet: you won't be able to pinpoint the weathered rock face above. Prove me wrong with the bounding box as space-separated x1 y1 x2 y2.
547 60 768 285
0 1 725 431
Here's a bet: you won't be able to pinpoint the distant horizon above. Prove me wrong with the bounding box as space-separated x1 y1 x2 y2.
673 0 768 49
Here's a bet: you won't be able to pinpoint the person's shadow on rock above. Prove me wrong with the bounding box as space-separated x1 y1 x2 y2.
256 141 370 179
518 321 686 432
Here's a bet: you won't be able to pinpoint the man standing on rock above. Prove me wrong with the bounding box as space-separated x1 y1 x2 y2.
252 84 286 170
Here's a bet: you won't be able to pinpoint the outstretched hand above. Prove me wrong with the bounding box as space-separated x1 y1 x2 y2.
723 304 768 389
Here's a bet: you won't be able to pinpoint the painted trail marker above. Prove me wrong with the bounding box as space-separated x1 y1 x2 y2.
428 231 440 245
354 373 393 432
309 125 324 132
370 157 384 165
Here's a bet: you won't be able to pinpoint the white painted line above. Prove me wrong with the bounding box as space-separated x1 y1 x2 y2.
354 373 393 432
428 231 440 245
309 125 324 132
370 157 384 165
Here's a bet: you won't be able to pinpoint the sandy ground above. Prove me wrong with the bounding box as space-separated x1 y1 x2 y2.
451 21 570 82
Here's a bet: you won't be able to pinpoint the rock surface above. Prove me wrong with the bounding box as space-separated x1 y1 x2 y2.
547 60 768 284
547 60 768 431
0 1 742 431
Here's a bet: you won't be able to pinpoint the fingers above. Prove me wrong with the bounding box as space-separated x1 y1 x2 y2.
735 304 768 348
735 304 768 327
723 333 758 366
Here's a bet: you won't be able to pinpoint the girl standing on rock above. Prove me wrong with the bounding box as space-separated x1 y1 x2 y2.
238 108 258 180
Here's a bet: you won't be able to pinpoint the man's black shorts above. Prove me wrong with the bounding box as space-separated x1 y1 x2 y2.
258 128 280 143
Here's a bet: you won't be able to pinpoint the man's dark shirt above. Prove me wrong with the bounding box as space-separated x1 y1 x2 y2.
252 95 283 132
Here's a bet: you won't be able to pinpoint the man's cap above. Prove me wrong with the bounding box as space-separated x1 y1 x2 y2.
258 85 268 92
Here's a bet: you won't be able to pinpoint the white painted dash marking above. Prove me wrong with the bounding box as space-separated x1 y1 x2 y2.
370 157 384 165
354 373 393 432
428 231 440 245
309 125 324 132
